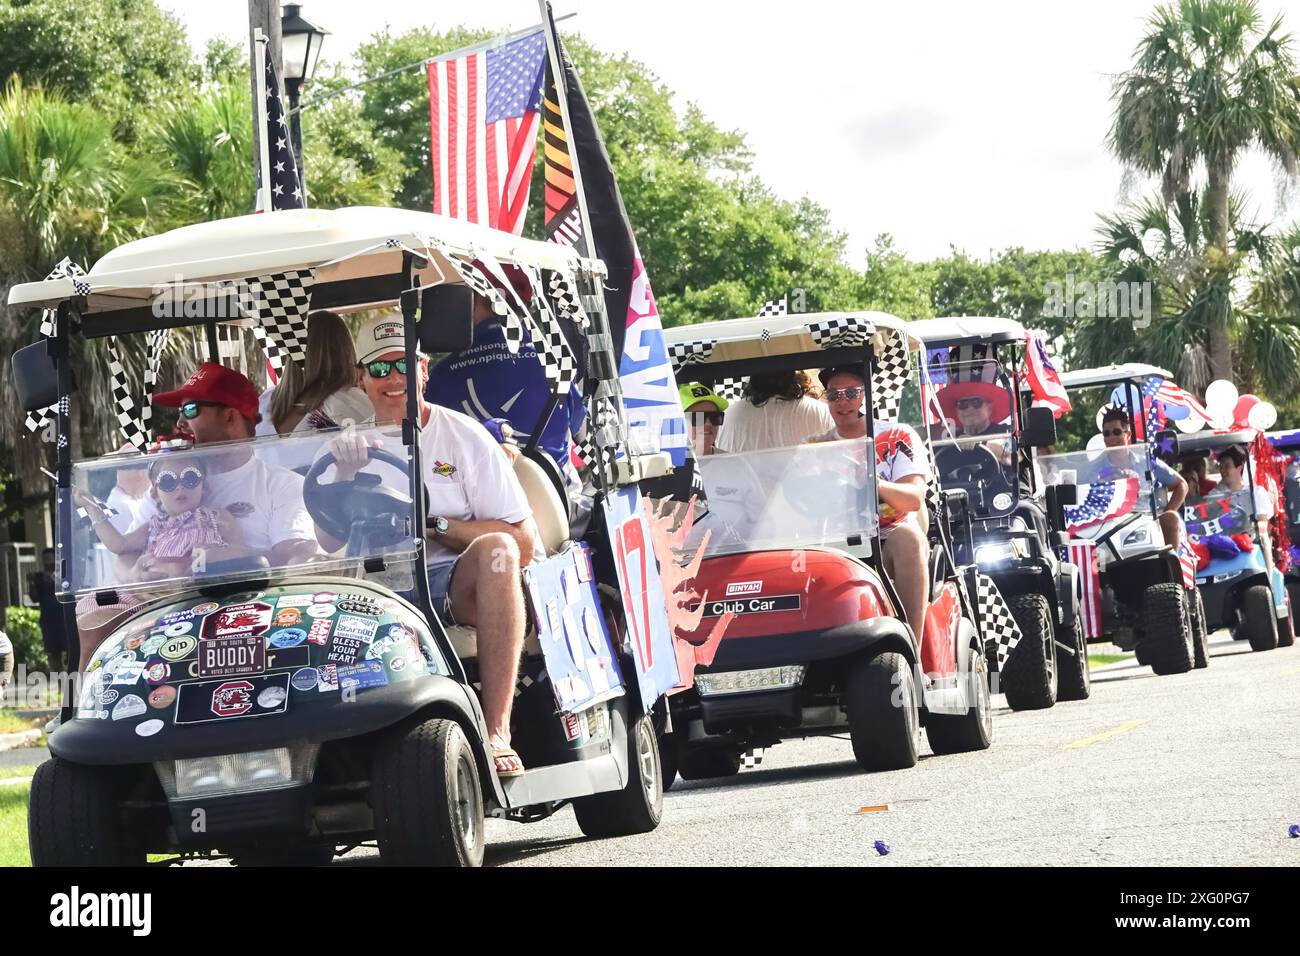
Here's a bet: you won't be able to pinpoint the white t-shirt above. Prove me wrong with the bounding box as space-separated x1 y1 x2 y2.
1252 485 1274 520
132 455 315 555
0 629 12 656
717 396 833 453
105 485 151 535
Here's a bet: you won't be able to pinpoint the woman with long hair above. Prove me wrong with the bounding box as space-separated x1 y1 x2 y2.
715 369 834 452
268 311 374 434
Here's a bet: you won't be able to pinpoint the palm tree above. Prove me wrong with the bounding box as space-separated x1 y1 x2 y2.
1109 0 1300 379
145 81 255 222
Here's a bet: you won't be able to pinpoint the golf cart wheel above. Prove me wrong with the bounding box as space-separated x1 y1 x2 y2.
1240 584 1279 652
28 758 145 867
926 630 993 755
229 845 336 867
1056 609 1092 701
1001 593 1058 711
1141 583 1193 675
573 713 663 838
1190 589 1210 669
371 717 485 867
846 650 919 772
678 746 740 781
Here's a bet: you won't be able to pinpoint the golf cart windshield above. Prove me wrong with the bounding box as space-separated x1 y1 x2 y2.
1037 445 1156 538
66 424 421 599
689 438 879 557
1183 486 1259 540
928 359 1018 518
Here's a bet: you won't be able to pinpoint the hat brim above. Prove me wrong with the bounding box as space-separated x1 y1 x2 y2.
937 382 1012 426
150 386 192 410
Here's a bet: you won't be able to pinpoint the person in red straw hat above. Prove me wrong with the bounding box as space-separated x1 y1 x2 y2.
934 346 1013 438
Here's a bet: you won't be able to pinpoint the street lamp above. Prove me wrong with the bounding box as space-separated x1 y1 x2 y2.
280 3 328 184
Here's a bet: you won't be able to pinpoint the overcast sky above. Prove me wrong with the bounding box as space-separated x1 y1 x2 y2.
160 0 1300 265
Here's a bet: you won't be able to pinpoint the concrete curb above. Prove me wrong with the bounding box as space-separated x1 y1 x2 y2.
0 728 42 752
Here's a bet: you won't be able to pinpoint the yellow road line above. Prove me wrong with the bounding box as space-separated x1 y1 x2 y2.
1280 666 1300 677
855 804 895 814
1062 719 1148 750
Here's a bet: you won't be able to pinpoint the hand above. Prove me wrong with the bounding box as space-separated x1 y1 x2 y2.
72 488 101 518
499 442 521 464
329 433 374 481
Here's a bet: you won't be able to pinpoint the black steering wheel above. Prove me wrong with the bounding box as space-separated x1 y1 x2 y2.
935 445 1014 512
303 448 418 550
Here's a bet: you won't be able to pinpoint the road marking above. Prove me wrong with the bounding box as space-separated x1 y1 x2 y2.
855 804 895 814
1062 719 1148 750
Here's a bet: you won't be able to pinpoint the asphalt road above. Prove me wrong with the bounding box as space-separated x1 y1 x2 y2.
171 630 1298 866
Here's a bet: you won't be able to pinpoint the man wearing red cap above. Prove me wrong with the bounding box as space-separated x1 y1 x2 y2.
135 363 318 569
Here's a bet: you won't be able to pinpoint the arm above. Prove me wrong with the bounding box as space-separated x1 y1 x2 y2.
270 537 320 567
878 474 926 515
1163 473 1188 514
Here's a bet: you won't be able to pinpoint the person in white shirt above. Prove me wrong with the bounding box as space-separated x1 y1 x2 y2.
267 310 374 434
321 314 540 778
716 370 833 452
1215 445 1276 573
104 444 152 535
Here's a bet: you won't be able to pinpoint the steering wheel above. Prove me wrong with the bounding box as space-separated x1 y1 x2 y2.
935 445 1014 512
303 448 418 549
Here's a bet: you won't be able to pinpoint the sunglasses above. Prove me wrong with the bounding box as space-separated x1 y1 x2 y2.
179 400 223 420
1102 427 1127 437
826 387 864 403
690 411 725 427
154 468 204 493
955 397 988 410
364 359 408 378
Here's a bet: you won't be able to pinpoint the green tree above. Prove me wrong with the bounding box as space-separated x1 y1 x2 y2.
857 235 938 321
1109 0 1300 379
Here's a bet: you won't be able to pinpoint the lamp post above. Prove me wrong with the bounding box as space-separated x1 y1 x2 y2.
280 3 328 186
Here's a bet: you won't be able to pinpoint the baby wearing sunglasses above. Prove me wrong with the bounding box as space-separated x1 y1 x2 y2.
76 457 249 582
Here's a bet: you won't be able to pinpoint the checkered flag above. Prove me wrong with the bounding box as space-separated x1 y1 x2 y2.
546 269 589 329
106 336 151 451
24 258 86 435
808 315 872 350
573 395 620 472
243 270 315 373
524 266 578 395
975 573 1023 672
667 340 716 372
442 253 524 353
874 327 912 421
756 298 787 318
714 377 748 402
739 748 765 769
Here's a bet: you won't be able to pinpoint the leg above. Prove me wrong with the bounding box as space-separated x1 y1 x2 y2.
445 533 526 772
882 520 931 655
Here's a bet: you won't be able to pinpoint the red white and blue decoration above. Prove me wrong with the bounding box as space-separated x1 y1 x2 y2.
1064 477 1141 533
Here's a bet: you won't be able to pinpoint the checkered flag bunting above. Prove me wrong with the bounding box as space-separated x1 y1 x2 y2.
573 395 620 472
975 573 1023 672
714 377 748 402
739 748 765 769
444 253 524 353
242 270 314 373
756 297 787 318
545 269 589 329
107 336 150 451
25 258 86 435
873 328 912 420
524 266 578 395
808 315 872 350
667 339 716 372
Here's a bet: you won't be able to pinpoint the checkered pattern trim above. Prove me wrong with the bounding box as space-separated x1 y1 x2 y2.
714 377 748 402
573 395 620 471
874 327 912 421
739 748 765 769
442 253 524 353
107 337 147 451
667 339 716 372
546 269 589 329
808 314 872 350
756 298 787 318
25 259 85 435
524 266 578 395
242 270 314 373
975 573 1023 671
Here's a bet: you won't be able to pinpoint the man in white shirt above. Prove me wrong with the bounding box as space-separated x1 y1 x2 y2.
716 371 833 452
104 445 152 534
321 315 540 778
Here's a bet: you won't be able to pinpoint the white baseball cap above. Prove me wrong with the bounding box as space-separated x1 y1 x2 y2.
354 313 408 364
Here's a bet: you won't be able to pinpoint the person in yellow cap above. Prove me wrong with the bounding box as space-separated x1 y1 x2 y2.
679 383 728 457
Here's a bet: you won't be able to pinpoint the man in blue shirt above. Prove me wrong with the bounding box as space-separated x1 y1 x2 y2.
1101 406 1187 548
426 293 585 478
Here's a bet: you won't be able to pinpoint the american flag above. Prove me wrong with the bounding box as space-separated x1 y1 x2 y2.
1177 537 1198 589
427 30 546 234
1145 376 1210 426
1024 330 1071 415
258 44 304 211
1068 540 1103 639
1064 477 1140 532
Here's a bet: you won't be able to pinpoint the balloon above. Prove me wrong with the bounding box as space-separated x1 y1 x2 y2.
1095 408 1109 431
1248 401 1278 431
1175 414 1204 433
1087 432 1108 451
1205 379 1239 417
1164 401 1191 420
1232 394 1259 427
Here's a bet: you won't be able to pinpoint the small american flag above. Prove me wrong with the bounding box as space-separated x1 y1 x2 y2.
1024 331 1071 416
258 44 304 211
427 30 546 233
1177 537 1198 589
1065 478 1140 532
1068 540 1103 639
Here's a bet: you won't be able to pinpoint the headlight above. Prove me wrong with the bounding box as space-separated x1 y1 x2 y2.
1213 570 1244 584
696 666 805 696
155 743 319 800
976 543 1016 565
1122 526 1151 547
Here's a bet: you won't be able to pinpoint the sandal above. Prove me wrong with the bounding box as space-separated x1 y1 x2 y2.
491 745 526 778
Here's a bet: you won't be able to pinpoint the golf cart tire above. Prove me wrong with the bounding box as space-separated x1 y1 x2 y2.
1001 593 1058 711
1142 583 1193 675
1056 611 1092 701
28 758 145 867
925 632 994 755
371 717 486 867
846 650 919 772
1239 584 1279 652
573 714 663 839
1190 589 1210 669
678 746 741 782
658 731 679 791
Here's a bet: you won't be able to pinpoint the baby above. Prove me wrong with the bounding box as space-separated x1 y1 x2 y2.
76 457 249 582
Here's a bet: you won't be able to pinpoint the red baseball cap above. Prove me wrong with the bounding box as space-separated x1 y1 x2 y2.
152 363 260 421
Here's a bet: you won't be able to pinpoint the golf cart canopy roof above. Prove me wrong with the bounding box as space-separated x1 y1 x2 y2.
6 206 605 336
907 316 1026 347
1267 429 1300 450
1175 428 1257 454
1059 363 1173 388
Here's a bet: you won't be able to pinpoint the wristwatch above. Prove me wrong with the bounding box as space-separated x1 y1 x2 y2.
428 516 450 538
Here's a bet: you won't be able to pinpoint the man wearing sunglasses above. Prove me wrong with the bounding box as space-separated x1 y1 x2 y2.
141 363 318 569
680 383 727 457
1101 406 1187 549
814 366 932 653
322 315 541 778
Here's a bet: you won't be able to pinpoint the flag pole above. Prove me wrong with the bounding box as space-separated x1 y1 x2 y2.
253 29 273 213
538 0 594 258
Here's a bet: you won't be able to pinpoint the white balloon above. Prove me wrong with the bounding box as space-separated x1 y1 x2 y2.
1204 379 1239 417
1175 414 1205 433
1095 408 1109 432
1248 401 1278 431
1086 432 1108 451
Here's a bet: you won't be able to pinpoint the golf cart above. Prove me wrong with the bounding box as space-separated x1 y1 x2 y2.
658 312 992 780
1046 364 1205 674
11 206 689 867
1266 428 1300 642
909 317 1088 709
1177 430 1293 651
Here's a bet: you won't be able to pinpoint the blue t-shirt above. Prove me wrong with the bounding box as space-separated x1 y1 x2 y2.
425 319 585 471
1152 457 1180 490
